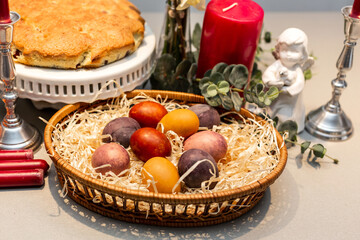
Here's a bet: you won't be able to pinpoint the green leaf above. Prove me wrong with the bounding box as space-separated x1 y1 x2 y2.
255 83 264 95
231 92 243 112
210 72 225 85
219 94 234 110
244 90 254 103
217 81 230 95
255 97 266 108
250 61 261 79
205 95 222 107
265 86 280 101
187 63 198 84
264 31 272 43
253 62 258 73
153 54 176 82
189 78 201 95
173 75 190 92
199 76 211 88
192 23 202 50
272 116 279 127
304 69 312 80
251 86 266 108
174 59 192 76
150 54 177 90
251 69 262 80
170 59 192 92
228 64 249 89
193 50 200 64
249 78 261 88
312 144 327 158
200 82 210 97
263 95 272 106
251 85 260 106
223 64 236 80
200 82 210 91
278 120 298 133
258 91 265 102
204 69 212 78
301 141 311 154
211 62 228 75
278 120 298 142
207 83 218 97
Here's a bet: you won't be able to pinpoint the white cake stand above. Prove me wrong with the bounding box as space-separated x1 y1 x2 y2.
13 24 156 109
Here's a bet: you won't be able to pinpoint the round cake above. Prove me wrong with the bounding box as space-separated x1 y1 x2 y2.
9 0 145 69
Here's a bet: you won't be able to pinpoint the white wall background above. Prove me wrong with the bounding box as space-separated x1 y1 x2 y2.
131 0 355 12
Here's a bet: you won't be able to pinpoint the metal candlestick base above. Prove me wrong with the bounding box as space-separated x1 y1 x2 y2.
0 120 41 150
305 6 359 141
0 12 42 150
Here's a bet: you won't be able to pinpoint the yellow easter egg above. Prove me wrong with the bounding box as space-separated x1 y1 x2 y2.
158 109 199 138
141 157 181 193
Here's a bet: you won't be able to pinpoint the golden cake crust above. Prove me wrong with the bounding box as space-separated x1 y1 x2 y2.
10 0 145 69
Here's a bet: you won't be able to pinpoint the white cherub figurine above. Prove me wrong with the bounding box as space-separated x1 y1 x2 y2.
262 28 314 133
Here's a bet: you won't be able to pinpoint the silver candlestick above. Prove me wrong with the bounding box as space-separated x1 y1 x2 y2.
0 12 41 150
305 6 360 141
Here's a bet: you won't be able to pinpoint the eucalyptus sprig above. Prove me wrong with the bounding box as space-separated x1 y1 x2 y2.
197 62 280 111
198 63 247 111
276 120 339 164
244 78 280 108
295 140 338 164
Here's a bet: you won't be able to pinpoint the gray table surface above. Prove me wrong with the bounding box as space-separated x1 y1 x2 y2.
1 11 360 240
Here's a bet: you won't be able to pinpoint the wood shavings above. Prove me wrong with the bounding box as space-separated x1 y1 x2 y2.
51 93 281 195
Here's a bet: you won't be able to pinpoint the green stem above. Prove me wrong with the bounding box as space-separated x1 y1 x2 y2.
162 0 173 55
175 10 185 59
169 1 176 56
232 88 244 93
175 4 189 64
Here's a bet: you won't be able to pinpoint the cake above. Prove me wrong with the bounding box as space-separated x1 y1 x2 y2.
9 0 145 69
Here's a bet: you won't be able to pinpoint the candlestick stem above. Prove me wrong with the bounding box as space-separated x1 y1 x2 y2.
326 39 355 111
0 12 41 150
305 6 360 141
1 40 19 125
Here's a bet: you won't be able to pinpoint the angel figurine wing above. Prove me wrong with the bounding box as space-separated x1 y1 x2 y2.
301 56 315 72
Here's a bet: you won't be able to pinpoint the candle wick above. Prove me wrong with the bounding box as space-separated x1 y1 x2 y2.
222 3 238 12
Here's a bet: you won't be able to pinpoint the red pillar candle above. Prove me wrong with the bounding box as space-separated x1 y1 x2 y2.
196 0 264 78
0 0 11 23
350 0 360 18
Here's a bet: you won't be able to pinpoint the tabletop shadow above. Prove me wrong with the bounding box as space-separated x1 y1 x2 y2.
48 165 299 240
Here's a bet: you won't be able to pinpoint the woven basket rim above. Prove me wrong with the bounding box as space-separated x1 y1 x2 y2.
44 89 288 203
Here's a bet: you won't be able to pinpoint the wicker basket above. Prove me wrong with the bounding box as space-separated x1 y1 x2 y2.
44 89 287 227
